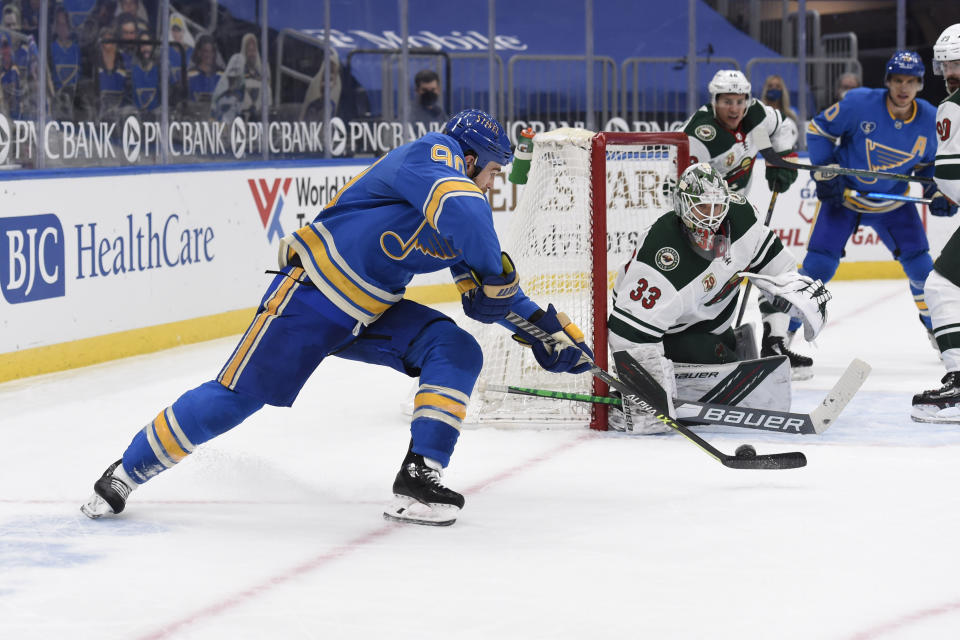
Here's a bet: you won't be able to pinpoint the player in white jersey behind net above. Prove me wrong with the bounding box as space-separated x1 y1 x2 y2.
913 24 960 423
681 70 814 379
607 163 830 433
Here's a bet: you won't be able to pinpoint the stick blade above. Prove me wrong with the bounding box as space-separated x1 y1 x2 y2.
809 358 872 434
722 451 807 470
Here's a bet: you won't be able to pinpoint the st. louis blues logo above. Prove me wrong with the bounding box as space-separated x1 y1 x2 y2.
248 178 289 243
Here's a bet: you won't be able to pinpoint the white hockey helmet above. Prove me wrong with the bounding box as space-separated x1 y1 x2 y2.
933 23 960 76
708 69 752 106
674 162 732 255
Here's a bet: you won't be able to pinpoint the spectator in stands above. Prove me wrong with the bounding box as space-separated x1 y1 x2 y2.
836 71 860 101
168 12 193 86
300 45 341 121
760 74 799 128
64 0 98 32
409 68 447 125
51 5 81 120
186 33 220 120
213 32 267 122
2 3 21 32
116 0 149 32
131 30 158 118
94 26 130 123
116 12 137 69
0 32 21 118
20 0 40 39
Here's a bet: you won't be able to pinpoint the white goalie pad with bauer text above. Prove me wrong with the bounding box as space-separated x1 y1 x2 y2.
610 354 792 434
740 271 832 340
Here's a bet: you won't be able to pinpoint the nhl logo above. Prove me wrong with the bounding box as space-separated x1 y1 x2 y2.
655 247 680 271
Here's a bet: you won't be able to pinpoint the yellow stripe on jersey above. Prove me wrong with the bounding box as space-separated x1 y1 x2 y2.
325 156 386 209
806 120 838 143
152 409 189 462
294 224 395 319
412 384 470 430
415 392 468 420
422 177 486 230
219 267 303 389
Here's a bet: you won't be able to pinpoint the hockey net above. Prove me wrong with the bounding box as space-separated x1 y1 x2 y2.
464 129 688 429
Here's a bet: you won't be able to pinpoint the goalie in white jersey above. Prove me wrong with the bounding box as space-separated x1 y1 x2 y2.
608 163 831 433
913 24 960 423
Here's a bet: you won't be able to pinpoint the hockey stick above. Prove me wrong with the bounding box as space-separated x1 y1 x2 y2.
751 127 935 185
846 189 933 205
504 312 806 469
477 382 819 434
734 190 779 328
480 354 869 435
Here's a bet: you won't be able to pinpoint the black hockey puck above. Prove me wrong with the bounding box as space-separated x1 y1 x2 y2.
735 444 757 458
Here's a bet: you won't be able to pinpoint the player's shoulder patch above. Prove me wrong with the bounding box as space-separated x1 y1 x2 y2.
693 123 716 141
654 246 680 271
729 192 748 205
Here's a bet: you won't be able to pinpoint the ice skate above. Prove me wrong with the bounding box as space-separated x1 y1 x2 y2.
761 324 813 381
912 372 960 424
81 460 137 519
384 449 464 526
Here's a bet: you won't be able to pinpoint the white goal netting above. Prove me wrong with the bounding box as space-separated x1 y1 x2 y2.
464 128 687 429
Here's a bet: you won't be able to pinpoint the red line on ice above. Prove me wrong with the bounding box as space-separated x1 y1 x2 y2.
136 432 594 640
849 598 960 639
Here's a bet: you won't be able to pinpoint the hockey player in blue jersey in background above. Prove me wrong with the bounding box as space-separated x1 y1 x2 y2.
81 109 594 527
798 51 957 341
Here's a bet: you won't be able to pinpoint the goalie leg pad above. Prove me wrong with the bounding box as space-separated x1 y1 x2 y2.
673 356 792 416
609 345 676 434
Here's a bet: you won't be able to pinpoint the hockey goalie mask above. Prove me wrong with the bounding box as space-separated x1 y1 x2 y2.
674 163 731 258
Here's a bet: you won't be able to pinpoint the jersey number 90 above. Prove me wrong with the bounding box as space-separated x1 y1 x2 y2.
431 144 466 173
938 118 952 143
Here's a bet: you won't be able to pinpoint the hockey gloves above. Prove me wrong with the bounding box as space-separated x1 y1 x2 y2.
929 193 959 217
741 271 832 341
765 152 799 193
461 252 520 323
513 304 594 374
813 164 844 206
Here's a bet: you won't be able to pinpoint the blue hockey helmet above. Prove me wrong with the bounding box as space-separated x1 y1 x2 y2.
441 109 513 170
885 50 925 87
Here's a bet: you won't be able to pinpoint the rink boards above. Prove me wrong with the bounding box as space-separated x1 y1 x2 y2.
0 156 951 381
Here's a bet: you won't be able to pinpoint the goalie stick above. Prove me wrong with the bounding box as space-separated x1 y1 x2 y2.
734 190 778 328
504 312 806 470
751 127 935 185
479 353 869 435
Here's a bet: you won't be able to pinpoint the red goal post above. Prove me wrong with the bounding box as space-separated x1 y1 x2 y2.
590 132 689 429
465 129 689 430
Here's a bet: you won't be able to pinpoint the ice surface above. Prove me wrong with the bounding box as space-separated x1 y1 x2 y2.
3 280 960 640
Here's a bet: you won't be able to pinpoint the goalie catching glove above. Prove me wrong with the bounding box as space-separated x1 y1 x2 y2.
511 304 595 374
741 271 832 340
460 252 520 323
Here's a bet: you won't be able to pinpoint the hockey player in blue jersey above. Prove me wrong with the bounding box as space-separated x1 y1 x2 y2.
800 51 956 340
80 109 593 527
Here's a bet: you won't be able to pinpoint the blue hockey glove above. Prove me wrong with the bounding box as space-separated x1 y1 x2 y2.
813 165 844 206
461 252 520 323
512 304 594 374
929 194 959 217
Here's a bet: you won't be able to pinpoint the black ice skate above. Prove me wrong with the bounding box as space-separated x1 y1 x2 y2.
911 371 960 424
761 323 813 381
80 459 137 519
383 447 464 527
